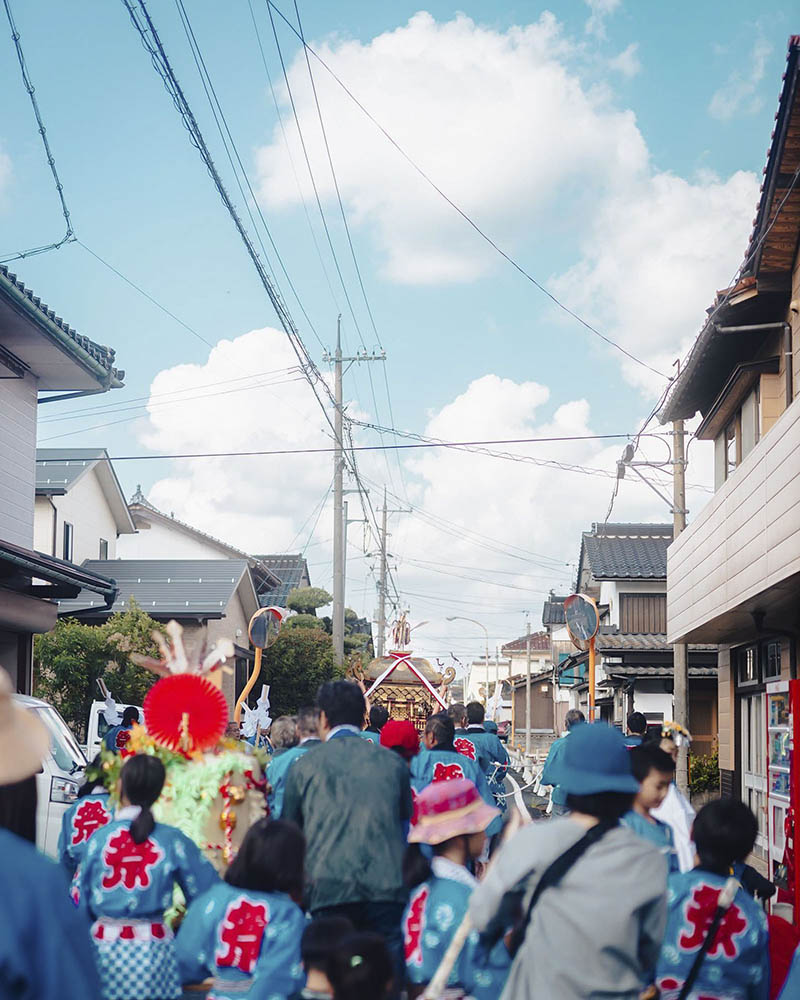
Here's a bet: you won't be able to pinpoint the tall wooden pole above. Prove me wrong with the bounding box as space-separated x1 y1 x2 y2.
672 418 689 795
525 622 532 756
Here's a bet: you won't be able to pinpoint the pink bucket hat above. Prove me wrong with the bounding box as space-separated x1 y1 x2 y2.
408 778 500 845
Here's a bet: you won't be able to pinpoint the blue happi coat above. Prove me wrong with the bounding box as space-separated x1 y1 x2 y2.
58 791 112 876
655 869 769 1000
360 729 381 744
176 882 306 1000
77 817 219 918
779 942 800 999
410 749 502 837
103 723 134 753
402 858 510 999
458 727 509 789
0 829 101 1000
622 810 680 874
267 745 312 818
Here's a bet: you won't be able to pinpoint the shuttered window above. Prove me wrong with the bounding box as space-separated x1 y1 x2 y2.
619 593 667 634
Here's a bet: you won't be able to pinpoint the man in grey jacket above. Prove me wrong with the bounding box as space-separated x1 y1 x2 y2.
470 723 667 999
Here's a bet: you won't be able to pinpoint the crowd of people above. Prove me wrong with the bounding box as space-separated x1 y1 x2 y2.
1 666 800 999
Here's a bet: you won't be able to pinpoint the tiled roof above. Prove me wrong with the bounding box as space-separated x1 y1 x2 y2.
583 524 672 580
36 448 109 492
596 630 717 652
255 554 311 606
0 537 117 603
542 595 567 626
603 664 718 679
0 265 123 385
58 559 251 618
502 630 550 653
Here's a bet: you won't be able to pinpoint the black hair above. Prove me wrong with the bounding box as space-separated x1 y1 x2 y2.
565 709 586 730
78 754 105 799
693 799 758 875
627 711 647 735
447 703 466 727
466 701 485 725
425 712 454 749
122 706 140 726
317 681 366 729
120 754 165 844
629 743 675 783
300 915 354 971
565 790 634 822
0 774 37 843
226 818 305 898
327 932 394 1000
368 704 389 730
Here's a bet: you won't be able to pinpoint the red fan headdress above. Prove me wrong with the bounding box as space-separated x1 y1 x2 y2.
133 621 233 753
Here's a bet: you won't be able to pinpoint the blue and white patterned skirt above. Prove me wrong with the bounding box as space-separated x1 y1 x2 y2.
91 918 181 1000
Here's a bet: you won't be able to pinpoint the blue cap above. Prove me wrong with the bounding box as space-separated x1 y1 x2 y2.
555 723 639 796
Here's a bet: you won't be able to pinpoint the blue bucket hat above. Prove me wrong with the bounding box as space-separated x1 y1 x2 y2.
555 722 639 796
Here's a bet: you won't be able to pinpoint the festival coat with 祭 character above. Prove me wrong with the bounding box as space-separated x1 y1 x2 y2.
457 727 509 797
58 791 112 876
654 869 769 1000
0 829 102 1000
410 749 503 838
176 882 306 1000
403 857 511 999
103 723 134 754
282 728 413 911
77 815 219 1000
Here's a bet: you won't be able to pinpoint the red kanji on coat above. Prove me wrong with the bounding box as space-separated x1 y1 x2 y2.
678 884 747 958
115 729 131 751
404 885 429 966
216 897 270 974
71 799 111 846
432 761 465 782
101 829 163 890
454 738 476 761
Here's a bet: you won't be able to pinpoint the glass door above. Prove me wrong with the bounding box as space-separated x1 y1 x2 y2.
741 692 768 853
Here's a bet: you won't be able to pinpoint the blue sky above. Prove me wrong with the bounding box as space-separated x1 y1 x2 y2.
0 1 792 658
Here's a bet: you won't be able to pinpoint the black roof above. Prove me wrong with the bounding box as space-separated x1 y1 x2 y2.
542 595 567 626
254 554 311 606
0 538 117 604
58 559 252 618
582 524 672 580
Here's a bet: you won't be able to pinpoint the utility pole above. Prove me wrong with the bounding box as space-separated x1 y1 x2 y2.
324 318 386 666
377 489 388 658
672 418 689 796
525 620 532 757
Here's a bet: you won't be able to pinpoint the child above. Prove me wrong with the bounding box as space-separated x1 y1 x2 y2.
58 755 112 876
77 754 219 1000
654 799 769 999
402 778 510 999
177 818 307 999
622 743 680 873
288 916 354 999
327 932 394 1000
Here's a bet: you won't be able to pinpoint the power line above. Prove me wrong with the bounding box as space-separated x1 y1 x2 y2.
1 0 74 262
265 0 668 381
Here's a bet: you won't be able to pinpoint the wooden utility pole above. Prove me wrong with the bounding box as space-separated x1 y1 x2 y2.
525 621 532 757
672 418 689 795
376 489 388 658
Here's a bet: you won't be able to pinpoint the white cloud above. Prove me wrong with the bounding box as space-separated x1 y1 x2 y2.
584 0 622 40
609 42 641 78
709 36 772 121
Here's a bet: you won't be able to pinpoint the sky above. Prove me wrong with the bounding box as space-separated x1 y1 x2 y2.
0 0 792 667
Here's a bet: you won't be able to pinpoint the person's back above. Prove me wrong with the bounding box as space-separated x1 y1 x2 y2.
541 709 585 815
655 799 769 1000
624 711 647 748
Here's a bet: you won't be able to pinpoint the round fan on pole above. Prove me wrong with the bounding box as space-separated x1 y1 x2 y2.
144 673 228 753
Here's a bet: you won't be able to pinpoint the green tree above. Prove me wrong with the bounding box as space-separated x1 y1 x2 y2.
33 600 164 741
286 586 333 616
260 627 342 717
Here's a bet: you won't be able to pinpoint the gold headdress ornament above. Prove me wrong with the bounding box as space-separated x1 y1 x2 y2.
661 720 692 747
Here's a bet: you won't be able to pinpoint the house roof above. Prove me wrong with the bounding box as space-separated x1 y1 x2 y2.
580 523 672 581
595 630 717 653
542 595 567 626
603 664 718 679
661 36 800 424
0 265 124 390
57 559 255 619
0 537 118 604
36 449 135 534
254 554 311 606
502 630 550 653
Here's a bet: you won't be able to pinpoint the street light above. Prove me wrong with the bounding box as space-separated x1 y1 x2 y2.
446 616 492 709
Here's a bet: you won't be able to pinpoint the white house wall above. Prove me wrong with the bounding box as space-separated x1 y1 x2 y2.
37 468 121 563
599 579 666 628
117 517 234 560
0 372 36 547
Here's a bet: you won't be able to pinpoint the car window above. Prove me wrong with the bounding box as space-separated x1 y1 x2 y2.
32 705 87 774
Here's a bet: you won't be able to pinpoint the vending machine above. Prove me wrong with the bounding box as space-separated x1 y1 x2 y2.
766 679 800 924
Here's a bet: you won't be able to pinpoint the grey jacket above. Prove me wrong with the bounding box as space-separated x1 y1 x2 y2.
470 817 667 999
282 729 413 910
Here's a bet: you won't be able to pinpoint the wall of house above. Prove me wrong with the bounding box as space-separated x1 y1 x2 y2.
791 255 800 401
717 645 734 772
207 588 251 714
0 371 37 547
117 516 233 560
34 468 120 563
599 579 666 628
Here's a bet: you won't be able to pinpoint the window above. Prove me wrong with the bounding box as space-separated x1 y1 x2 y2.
62 522 73 562
741 386 760 460
737 646 758 687
99 538 108 560
726 421 737 478
735 638 788 688
764 641 782 680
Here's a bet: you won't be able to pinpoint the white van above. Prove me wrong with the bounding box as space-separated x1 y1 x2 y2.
13 694 87 858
